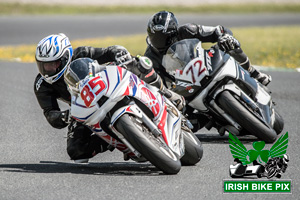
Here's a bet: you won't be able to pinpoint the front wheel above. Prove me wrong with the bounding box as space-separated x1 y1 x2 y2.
114 114 181 174
267 168 277 179
273 110 284 135
217 91 277 143
180 131 203 166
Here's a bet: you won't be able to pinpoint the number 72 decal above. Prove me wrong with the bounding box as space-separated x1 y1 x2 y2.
185 59 207 83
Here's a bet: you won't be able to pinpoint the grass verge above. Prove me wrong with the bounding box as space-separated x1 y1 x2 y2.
0 26 299 68
0 3 300 15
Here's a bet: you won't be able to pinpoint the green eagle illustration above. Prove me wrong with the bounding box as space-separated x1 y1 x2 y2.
228 132 288 165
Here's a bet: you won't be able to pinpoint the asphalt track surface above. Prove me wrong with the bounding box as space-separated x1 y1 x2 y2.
0 14 299 200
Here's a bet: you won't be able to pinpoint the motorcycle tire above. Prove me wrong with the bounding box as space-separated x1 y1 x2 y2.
180 131 203 166
273 110 284 135
217 91 277 143
267 168 277 179
114 114 181 174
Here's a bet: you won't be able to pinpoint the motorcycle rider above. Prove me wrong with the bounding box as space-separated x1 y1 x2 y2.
34 33 133 163
145 11 272 87
34 33 183 163
143 11 272 131
264 154 289 178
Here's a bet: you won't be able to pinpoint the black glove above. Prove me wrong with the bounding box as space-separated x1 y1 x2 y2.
112 46 132 66
218 34 240 52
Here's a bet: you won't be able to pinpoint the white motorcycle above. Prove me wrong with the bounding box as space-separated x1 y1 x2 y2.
162 38 284 143
64 57 203 174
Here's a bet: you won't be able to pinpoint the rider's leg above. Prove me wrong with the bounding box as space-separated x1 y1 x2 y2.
67 123 109 163
229 48 272 86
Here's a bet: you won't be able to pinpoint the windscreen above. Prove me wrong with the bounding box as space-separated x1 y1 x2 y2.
162 38 201 72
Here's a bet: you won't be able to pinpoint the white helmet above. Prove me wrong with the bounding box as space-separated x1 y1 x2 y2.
35 33 73 84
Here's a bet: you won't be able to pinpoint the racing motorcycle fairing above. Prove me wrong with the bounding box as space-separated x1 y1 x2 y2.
187 57 238 111
235 65 258 99
163 39 237 108
109 101 184 157
70 66 126 123
70 64 185 158
231 65 274 126
203 46 230 76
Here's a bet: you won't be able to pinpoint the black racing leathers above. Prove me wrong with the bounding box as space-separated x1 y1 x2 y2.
144 24 233 86
34 45 124 160
34 74 70 129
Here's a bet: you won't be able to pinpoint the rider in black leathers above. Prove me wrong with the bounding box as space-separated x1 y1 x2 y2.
142 11 272 131
34 33 131 162
144 11 272 87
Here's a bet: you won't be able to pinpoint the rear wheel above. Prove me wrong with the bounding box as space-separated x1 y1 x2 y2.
180 131 203 166
217 91 277 143
114 114 181 174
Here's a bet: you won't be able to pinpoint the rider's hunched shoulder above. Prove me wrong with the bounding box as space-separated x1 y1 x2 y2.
178 23 198 38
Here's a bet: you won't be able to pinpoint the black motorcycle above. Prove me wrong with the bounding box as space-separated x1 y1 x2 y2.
162 38 284 143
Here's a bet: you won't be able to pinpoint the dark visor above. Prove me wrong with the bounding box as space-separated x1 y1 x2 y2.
37 60 61 77
36 51 69 77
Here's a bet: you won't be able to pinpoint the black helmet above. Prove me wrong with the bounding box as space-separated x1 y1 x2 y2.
64 58 93 94
147 11 178 53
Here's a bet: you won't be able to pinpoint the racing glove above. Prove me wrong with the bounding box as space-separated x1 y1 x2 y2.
112 45 132 66
218 34 240 52
45 109 70 129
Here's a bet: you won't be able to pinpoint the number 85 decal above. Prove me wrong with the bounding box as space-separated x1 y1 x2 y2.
185 59 206 83
80 76 107 107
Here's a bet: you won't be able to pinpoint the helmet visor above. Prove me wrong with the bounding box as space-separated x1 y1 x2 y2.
149 31 177 53
37 59 61 77
36 51 70 77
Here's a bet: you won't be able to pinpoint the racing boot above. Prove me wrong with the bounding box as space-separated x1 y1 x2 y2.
228 48 272 86
247 66 272 86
